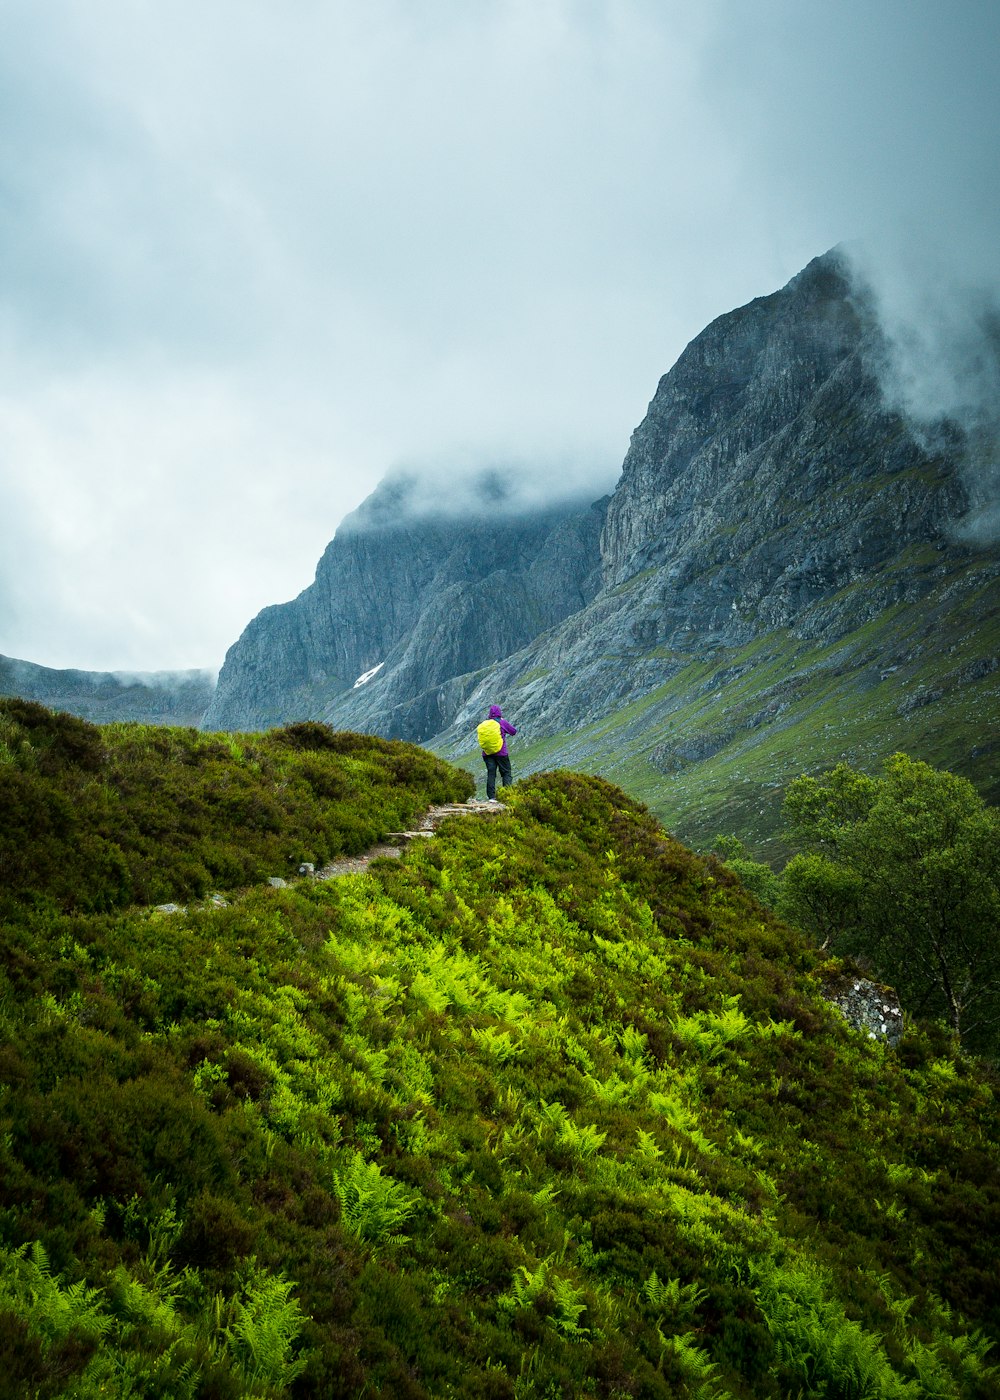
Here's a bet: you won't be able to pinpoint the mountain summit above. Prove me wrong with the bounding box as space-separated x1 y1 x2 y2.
206 251 999 840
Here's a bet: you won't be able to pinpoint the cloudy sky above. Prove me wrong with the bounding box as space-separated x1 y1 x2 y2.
2 0 998 673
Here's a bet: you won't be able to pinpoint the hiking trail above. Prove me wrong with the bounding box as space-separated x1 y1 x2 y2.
312 798 507 878
150 800 506 915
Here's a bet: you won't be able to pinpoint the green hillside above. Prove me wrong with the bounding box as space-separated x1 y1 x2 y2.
0 699 473 919
0 704 998 1398
472 555 1000 861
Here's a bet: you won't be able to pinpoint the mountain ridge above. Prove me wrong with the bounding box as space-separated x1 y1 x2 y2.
9 247 996 850
426 251 998 841
200 248 996 846
0 653 216 727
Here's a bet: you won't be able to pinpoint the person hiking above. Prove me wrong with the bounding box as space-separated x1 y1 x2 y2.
477 704 517 801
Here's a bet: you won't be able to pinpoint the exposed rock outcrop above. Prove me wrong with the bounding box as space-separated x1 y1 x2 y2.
439 251 973 745
820 974 905 1046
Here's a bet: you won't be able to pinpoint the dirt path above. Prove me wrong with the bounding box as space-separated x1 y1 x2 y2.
314 799 506 878
149 800 507 915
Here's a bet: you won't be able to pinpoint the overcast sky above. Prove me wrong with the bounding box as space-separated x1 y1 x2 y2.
2 0 998 673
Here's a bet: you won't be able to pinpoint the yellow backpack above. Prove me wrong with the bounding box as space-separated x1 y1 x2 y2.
477 719 503 754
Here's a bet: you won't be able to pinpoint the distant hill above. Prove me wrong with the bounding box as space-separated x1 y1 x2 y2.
0 653 215 727
0 703 997 1397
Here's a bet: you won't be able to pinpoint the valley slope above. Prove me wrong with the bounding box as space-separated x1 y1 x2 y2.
1 702 997 1398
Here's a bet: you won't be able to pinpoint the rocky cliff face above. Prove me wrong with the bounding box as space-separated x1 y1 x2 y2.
438 251 977 745
0 656 215 727
202 475 607 738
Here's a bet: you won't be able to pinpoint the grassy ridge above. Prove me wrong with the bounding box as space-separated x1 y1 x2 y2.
0 700 474 917
0 712 998 1397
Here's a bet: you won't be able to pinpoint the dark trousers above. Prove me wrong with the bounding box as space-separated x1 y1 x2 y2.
483 752 512 799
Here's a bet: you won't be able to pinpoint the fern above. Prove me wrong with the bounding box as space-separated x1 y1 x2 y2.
584 1069 641 1104
753 1256 917 1398
0 1241 111 1346
666 1330 729 1400
634 1128 663 1160
620 1023 651 1066
642 1269 707 1322
672 996 749 1062
107 1263 184 1337
499 1258 590 1338
550 1274 590 1337
534 1099 607 1158
506 1258 551 1309
332 1151 419 1243
647 1091 717 1156
224 1264 309 1391
470 1024 522 1063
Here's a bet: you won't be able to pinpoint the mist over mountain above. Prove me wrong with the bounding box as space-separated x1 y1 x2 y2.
0 654 216 727
845 242 1000 549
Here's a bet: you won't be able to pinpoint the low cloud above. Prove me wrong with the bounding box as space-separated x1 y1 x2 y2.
2 1 998 667
845 243 1000 547
344 454 619 533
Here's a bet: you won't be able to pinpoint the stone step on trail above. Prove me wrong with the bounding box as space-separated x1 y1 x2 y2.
315 798 507 879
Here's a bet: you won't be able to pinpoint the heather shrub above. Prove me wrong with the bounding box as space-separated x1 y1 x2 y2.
0 703 473 918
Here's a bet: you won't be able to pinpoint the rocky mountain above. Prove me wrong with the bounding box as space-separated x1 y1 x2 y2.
206 249 999 849
203 474 607 739
0 654 216 727
428 252 999 841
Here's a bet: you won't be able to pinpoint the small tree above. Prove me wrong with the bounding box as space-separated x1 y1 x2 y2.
709 834 782 908
782 755 1000 1053
777 852 863 952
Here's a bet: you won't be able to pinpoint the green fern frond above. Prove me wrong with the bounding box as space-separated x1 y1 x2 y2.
224 1265 310 1390
332 1151 419 1243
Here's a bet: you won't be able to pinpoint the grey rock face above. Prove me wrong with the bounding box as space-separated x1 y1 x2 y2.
0 655 215 727
203 475 607 737
437 251 980 749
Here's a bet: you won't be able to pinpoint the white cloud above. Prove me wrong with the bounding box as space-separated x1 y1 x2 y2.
0 364 381 669
1 0 998 667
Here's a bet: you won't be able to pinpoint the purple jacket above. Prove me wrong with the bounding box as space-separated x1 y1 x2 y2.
483 705 517 757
